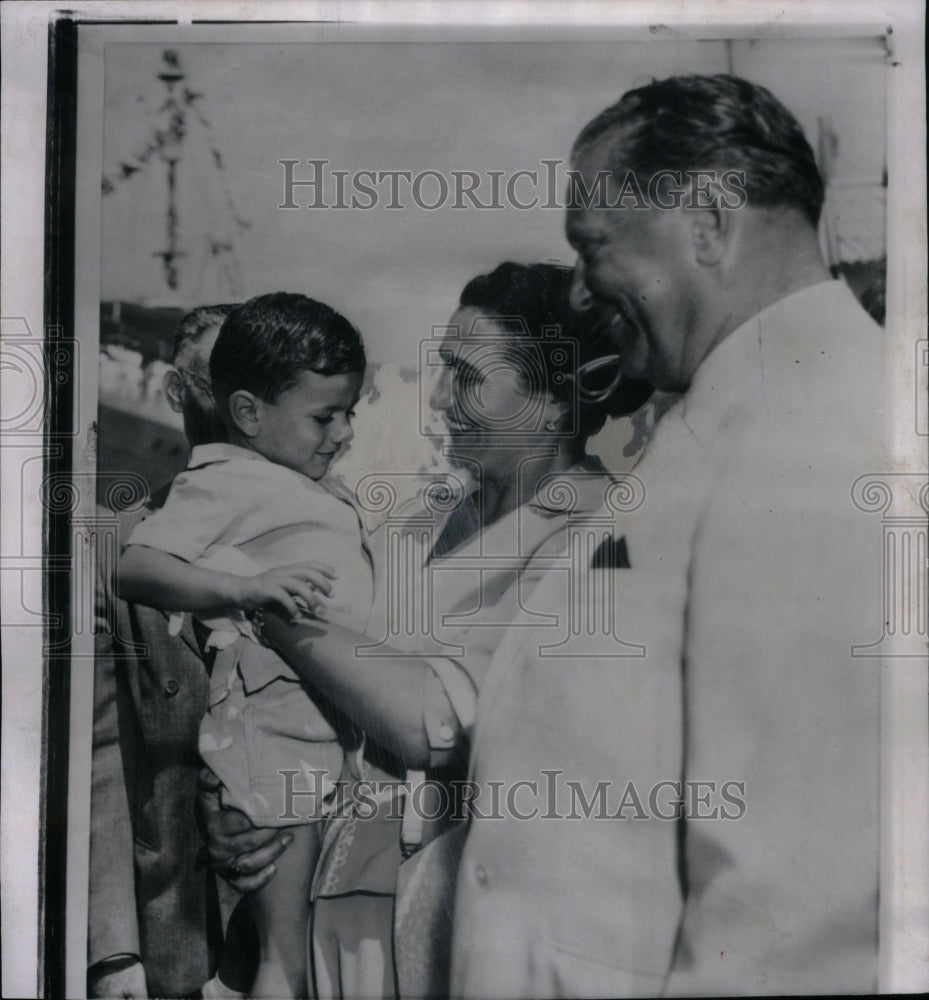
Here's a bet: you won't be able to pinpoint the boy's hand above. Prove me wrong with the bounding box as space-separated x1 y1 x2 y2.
231 561 336 619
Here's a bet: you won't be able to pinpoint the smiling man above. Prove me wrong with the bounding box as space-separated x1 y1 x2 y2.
565 76 832 393
449 75 887 997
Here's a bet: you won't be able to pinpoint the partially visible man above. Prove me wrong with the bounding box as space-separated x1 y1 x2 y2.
88 304 239 999
450 75 885 996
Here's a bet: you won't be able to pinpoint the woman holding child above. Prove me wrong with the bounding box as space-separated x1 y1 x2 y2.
195 261 651 998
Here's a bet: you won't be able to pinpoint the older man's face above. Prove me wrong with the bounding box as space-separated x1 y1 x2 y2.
565 157 706 392
173 323 225 446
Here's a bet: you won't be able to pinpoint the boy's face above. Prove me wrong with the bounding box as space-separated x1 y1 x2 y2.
253 369 363 480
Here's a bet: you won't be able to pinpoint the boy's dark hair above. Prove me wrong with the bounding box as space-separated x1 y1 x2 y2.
572 74 825 226
172 303 240 364
210 292 366 407
459 261 651 436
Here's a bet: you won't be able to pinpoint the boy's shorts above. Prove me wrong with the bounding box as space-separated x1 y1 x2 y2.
199 637 344 826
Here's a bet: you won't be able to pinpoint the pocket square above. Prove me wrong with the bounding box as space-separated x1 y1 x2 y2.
590 534 630 569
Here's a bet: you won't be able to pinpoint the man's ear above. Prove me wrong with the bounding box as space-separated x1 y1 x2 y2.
683 172 736 267
227 389 261 438
685 178 739 267
689 208 730 266
163 368 184 413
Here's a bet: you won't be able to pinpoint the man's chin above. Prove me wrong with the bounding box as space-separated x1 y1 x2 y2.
615 336 660 384
616 353 649 383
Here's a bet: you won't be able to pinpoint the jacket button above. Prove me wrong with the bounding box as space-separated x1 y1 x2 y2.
474 863 489 886
164 679 180 697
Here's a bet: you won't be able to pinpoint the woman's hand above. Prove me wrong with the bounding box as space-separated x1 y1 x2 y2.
231 561 336 619
197 768 293 892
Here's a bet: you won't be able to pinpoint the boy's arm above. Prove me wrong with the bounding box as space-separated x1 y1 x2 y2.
118 544 333 618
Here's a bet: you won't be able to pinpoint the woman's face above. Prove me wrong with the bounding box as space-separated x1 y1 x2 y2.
429 308 549 476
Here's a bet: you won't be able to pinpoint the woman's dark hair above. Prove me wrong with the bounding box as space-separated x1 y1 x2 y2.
572 74 825 226
459 261 651 437
209 292 366 409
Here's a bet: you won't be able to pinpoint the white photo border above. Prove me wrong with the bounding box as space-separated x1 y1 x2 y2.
1 2 926 997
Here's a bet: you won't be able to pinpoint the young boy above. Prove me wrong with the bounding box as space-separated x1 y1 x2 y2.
119 292 373 999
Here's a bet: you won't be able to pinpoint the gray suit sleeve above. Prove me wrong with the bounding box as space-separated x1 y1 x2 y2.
88 512 141 970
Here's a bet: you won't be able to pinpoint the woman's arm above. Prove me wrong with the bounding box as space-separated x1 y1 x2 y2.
118 544 332 618
263 612 461 769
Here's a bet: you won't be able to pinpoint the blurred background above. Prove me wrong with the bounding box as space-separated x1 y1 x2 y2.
96 35 888 500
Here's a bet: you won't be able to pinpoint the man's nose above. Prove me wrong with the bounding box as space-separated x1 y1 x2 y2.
429 367 452 412
569 258 594 312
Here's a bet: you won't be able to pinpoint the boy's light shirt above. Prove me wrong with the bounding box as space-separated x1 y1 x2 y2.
166 545 265 650
128 442 375 689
